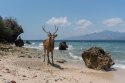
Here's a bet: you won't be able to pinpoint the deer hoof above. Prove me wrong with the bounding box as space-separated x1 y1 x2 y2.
52 63 54 66
48 61 51 64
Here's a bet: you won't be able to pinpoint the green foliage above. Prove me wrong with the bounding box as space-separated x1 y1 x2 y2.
0 16 4 28
0 16 24 43
2 27 13 36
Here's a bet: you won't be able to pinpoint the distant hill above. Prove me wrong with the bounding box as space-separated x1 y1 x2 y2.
65 30 125 40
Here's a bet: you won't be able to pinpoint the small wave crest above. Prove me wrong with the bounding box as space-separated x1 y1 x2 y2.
113 64 125 69
24 45 43 50
54 47 59 50
39 43 43 46
32 43 35 45
24 42 43 50
67 45 74 50
69 52 82 60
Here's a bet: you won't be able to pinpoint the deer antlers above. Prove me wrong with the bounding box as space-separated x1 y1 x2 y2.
53 25 59 35
42 25 59 34
42 25 50 34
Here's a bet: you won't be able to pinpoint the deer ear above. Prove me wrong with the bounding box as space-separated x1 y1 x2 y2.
55 34 58 37
48 32 51 36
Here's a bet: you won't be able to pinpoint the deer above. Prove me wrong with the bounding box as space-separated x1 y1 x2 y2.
42 25 58 65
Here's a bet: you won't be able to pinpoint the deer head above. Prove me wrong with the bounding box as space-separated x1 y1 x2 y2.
42 25 58 39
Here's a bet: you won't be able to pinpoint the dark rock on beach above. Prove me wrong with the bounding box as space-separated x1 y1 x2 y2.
81 47 115 71
15 36 24 47
59 41 68 50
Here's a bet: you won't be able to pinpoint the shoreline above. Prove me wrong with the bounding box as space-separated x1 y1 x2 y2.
0 44 125 83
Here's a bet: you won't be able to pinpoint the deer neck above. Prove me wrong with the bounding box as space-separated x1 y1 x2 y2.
49 37 54 49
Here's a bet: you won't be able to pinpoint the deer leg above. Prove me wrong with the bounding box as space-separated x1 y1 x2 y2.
51 51 54 65
47 51 50 64
43 50 46 62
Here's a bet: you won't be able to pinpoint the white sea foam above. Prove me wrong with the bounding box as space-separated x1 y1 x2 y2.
39 43 43 46
67 45 74 50
115 60 125 63
24 44 43 50
32 43 35 45
113 64 125 69
54 47 59 50
69 52 82 60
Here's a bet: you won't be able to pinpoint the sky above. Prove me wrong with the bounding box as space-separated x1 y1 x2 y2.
0 0 125 40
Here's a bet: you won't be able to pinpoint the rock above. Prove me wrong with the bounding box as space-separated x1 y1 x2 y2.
11 80 16 83
28 55 32 58
25 41 31 44
15 36 24 47
19 55 25 57
5 68 10 73
59 41 68 50
22 75 26 77
33 75 37 78
81 47 115 71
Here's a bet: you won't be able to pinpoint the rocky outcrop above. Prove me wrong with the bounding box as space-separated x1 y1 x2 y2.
59 42 68 50
81 47 115 71
0 16 23 44
15 36 24 47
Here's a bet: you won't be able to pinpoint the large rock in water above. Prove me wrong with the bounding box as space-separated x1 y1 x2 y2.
81 47 115 71
59 41 68 50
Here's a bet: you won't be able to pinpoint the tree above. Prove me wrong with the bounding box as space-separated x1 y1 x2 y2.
0 16 24 43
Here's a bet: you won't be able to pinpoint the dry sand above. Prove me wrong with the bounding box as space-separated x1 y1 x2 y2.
0 44 125 83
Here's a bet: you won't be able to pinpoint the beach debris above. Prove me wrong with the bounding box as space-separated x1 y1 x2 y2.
56 59 67 63
7 80 16 83
18 55 25 57
28 55 32 58
11 80 16 83
28 67 31 69
59 41 68 50
6 68 10 73
32 75 37 78
22 75 27 77
81 47 115 71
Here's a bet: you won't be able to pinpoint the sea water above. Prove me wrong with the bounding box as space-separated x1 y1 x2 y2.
24 40 125 69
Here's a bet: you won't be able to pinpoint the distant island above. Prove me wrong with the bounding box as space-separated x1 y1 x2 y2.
65 30 125 40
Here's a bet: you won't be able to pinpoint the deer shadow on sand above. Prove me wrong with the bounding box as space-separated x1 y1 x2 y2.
50 63 64 70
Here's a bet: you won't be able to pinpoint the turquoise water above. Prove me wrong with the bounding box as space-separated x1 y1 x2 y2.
24 40 125 69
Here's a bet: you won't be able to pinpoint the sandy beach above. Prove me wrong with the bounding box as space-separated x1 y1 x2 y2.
0 44 125 83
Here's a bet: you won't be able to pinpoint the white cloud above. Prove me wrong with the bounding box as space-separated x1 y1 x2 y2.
46 17 71 26
103 18 125 27
76 19 92 28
